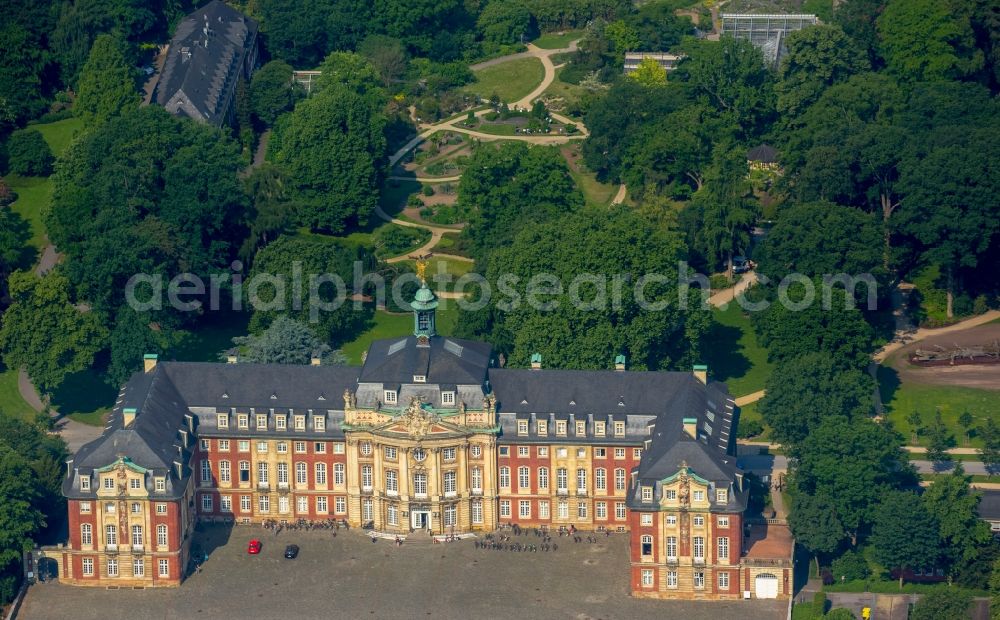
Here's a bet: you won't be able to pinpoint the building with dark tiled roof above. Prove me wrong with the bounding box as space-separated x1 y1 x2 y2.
55 282 790 600
154 0 259 126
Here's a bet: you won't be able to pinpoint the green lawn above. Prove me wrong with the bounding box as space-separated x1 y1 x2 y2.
340 305 461 364
544 65 588 114
401 256 474 292
49 369 117 426
567 164 616 207
878 364 997 448
463 57 545 104
32 116 85 156
704 303 774 397
532 30 583 49
0 368 36 421
6 174 51 258
471 122 517 136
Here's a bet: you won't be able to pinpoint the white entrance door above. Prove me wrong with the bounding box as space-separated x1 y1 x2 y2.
755 574 779 599
411 511 429 530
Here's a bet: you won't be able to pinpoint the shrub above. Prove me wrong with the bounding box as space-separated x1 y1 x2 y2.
825 609 856 619
832 550 871 582
373 226 429 257
909 588 972 620
812 591 827 615
422 185 435 196
406 195 423 208
737 418 764 439
419 207 433 218
973 294 990 315
7 128 54 176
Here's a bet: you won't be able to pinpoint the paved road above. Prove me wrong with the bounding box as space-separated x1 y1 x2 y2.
469 41 578 71
913 459 993 475
873 308 1000 362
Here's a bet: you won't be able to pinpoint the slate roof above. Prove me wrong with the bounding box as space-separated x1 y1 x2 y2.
747 144 779 163
155 0 257 126
979 490 1000 521
359 335 493 387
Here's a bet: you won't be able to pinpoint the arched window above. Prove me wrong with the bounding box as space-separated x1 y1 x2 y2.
334 463 345 485
614 468 626 491
641 534 653 556
538 467 548 489
499 466 510 488
81 523 92 546
157 524 168 546
295 462 307 485
518 466 529 489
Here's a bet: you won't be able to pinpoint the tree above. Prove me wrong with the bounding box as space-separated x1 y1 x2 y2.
74 34 138 127
831 549 871 582
314 52 384 99
752 280 877 371
249 60 302 126
228 316 347 365
690 145 758 278
623 104 715 197
460 205 711 371
271 85 386 234
906 410 924 444
604 20 639 53
0 271 108 395
240 164 297 261
922 465 992 573
877 0 984 82
871 491 941 588
795 417 913 545
776 23 869 118
246 236 371 347
923 410 955 466
979 417 1000 476
909 588 972 620
759 352 875 449
105 306 172 388
627 57 667 87
958 410 974 445
7 129 53 176
788 491 846 574
755 202 886 287
834 0 887 65
477 0 534 48
991 556 1000 620
0 444 45 604
626 1 693 52
0 206 30 284
358 35 409 86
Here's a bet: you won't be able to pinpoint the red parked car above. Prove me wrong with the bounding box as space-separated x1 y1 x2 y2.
247 539 262 555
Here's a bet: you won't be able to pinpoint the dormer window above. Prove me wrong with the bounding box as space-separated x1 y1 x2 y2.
556 421 567 435
413 375 426 383
103 477 115 490
716 489 728 503
575 421 586 436
154 478 165 493
664 489 677 501
614 421 626 437
537 420 547 436
641 486 653 502
275 415 286 431
314 416 325 432
693 490 705 502
517 420 528 435
80 476 91 491
293 415 306 431
441 392 455 406
256 414 267 430
237 414 249 429
217 414 229 429
384 390 397 404
595 421 605 436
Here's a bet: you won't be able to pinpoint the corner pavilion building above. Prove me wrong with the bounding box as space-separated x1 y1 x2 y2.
58 284 792 600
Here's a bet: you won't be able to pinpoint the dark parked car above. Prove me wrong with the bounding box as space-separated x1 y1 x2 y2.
284 544 299 559
732 256 753 274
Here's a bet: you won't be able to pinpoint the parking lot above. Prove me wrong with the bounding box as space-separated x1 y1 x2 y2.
20 525 786 619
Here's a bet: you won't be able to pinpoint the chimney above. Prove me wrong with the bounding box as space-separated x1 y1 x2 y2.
123 407 138 427
615 354 626 371
530 353 542 369
227 353 238 364
682 417 698 439
692 364 708 384
143 353 158 373
310 354 322 366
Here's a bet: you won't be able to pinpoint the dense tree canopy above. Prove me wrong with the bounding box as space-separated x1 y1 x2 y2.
7 129 54 176
74 34 139 127
228 315 346 365
249 60 302 126
877 0 984 82
871 490 942 585
776 24 870 118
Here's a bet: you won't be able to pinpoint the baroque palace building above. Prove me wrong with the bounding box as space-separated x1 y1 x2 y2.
57 283 792 600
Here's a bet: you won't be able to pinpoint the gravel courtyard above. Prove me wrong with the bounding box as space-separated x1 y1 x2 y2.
20 525 787 620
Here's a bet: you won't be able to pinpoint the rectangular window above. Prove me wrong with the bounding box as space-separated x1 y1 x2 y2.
444 471 457 495
499 500 511 518
83 557 94 576
81 524 92 546
595 422 606 436
716 489 728 503
314 442 327 454
314 416 325 432
518 446 529 457
256 414 267 429
158 559 169 577
442 392 455 405
537 446 548 457
596 501 607 519
717 537 729 560
334 463 345 486
694 571 705 589
200 439 210 452
557 500 569 519
241 495 251 512
155 478 165 492
614 421 625 437
221 495 232 512
641 569 653 587
539 501 549 519
156 503 167 515
361 465 373 490
239 461 250 483
103 477 115 489
80 501 91 513
157 525 168 546
200 460 211 484
130 478 141 490
666 536 677 559
296 496 308 514
518 467 529 489
276 415 286 431
217 414 229 429
277 442 288 454
258 495 270 513
133 558 144 577
556 468 567 492
576 420 586 436
218 440 229 451
237 414 248 429
718 516 729 528
693 515 704 526
315 463 327 486
80 477 91 491
333 443 345 454
577 501 587 519
499 446 509 456
384 390 397 404
443 447 456 461
278 497 290 515
595 447 606 458
219 460 231 484
641 513 653 526
294 415 306 431
444 503 457 526
614 469 625 491
294 441 306 453
595 468 606 491
641 534 653 556
384 446 397 460
257 462 269 485
335 496 346 514
666 514 677 526
615 502 626 520
577 469 587 493
385 470 398 494
641 486 652 502
666 571 677 588
238 440 249 452
471 468 482 492
472 499 483 524
201 494 213 512
387 504 398 526
693 536 705 562
664 489 677 500
107 559 119 577
363 499 373 522
614 448 625 459
519 500 531 518
693 490 705 502
537 420 547 435
256 441 268 453
633 448 642 459
556 421 567 435
718 572 730 589
517 420 528 435
277 462 289 486
499 467 510 488
131 502 141 514
316 496 328 513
